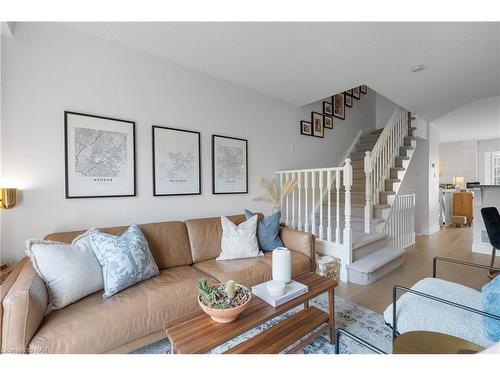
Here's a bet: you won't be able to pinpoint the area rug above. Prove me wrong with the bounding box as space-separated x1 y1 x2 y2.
132 293 393 354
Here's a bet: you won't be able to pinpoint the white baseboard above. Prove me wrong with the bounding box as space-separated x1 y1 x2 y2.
472 242 499 255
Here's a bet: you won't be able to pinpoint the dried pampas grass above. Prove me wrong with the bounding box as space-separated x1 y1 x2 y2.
253 177 297 208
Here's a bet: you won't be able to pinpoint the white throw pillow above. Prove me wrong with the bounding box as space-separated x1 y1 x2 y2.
217 215 263 261
26 231 104 313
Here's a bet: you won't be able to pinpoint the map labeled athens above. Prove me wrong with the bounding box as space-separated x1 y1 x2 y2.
74 127 128 177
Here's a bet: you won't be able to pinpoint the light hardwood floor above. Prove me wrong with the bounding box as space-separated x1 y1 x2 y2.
336 225 493 314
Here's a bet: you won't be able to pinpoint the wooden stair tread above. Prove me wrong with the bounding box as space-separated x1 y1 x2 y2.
224 306 328 354
380 191 396 195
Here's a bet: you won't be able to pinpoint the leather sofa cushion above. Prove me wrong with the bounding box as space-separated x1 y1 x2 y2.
193 257 272 287
44 221 193 270
28 266 216 354
192 250 310 288
185 214 247 263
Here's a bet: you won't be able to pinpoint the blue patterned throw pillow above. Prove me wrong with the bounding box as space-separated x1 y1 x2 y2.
482 275 500 341
89 224 159 299
244 209 284 252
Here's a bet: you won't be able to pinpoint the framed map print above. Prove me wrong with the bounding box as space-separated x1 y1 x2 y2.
64 111 136 198
152 126 201 196
212 135 248 194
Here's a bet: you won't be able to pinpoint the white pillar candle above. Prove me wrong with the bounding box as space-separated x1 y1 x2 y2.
272 247 291 283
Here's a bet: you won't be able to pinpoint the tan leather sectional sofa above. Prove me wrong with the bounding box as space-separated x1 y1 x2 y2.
1 214 314 354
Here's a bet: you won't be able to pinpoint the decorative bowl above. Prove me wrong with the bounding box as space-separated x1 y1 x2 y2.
267 280 286 297
198 284 252 323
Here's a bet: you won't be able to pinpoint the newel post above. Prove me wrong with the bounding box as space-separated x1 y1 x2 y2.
343 158 353 264
364 151 373 234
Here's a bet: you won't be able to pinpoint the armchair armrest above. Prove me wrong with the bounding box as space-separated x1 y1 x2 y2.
280 227 315 271
391 285 500 341
433 257 500 278
1 258 48 354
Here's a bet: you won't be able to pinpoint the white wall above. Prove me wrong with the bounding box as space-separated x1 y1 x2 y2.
439 138 500 185
399 121 440 235
439 141 477 184
1 23 376 263
477 138 500 184
375 92 399 129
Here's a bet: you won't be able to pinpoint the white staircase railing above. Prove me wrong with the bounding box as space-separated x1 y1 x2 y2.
364 107 409 233
276 159 353 268
383 193 416 248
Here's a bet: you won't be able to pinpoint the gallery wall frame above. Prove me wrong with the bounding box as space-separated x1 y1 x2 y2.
311 112 325 138
323 101 333 115
64 111 136 199
152 125 201 196
300 120 313 136
212 134 248 194
352 86 361 100
344 92 353 108
324 115 333 129
333 94 345 120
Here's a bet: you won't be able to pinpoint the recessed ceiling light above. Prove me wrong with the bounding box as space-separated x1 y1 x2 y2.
410 64 426 73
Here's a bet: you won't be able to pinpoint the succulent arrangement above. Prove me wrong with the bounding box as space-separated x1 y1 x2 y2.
196 279 250 309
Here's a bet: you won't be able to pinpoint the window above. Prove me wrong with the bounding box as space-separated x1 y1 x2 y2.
494 152 500 185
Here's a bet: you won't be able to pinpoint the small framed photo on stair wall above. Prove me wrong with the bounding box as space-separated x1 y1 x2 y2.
344 92 353 107
360 84 368 94
324 115 333 129
300 120 313 136
333 94 345 120
323 101 333 115
311 112 324 138
352 86 361 99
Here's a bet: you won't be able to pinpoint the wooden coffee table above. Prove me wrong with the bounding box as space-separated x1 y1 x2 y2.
165 272 337 354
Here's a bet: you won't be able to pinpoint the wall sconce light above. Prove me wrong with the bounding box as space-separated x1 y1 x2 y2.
0 188 18 209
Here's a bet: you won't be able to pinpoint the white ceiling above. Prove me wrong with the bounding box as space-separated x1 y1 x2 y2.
67 22 500 121
433 96 500 143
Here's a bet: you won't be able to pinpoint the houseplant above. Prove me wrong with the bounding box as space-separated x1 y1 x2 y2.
196 279 252 323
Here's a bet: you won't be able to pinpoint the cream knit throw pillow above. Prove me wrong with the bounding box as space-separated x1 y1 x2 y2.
217 215 263 261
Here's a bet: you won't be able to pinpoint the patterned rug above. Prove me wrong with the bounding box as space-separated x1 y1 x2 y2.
133 293 393 354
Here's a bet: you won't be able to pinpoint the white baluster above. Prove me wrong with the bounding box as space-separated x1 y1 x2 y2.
318 171 324 240
285 173 290 227
335 169 341 244
279 173 284 224
364 151 372 234
291 172 296 229
327 170 332 241
297 172 302 231
343 159 353 263
311 171 316 236
304 172 309 233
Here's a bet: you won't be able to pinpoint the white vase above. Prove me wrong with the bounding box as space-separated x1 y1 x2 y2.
272 247 291 283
